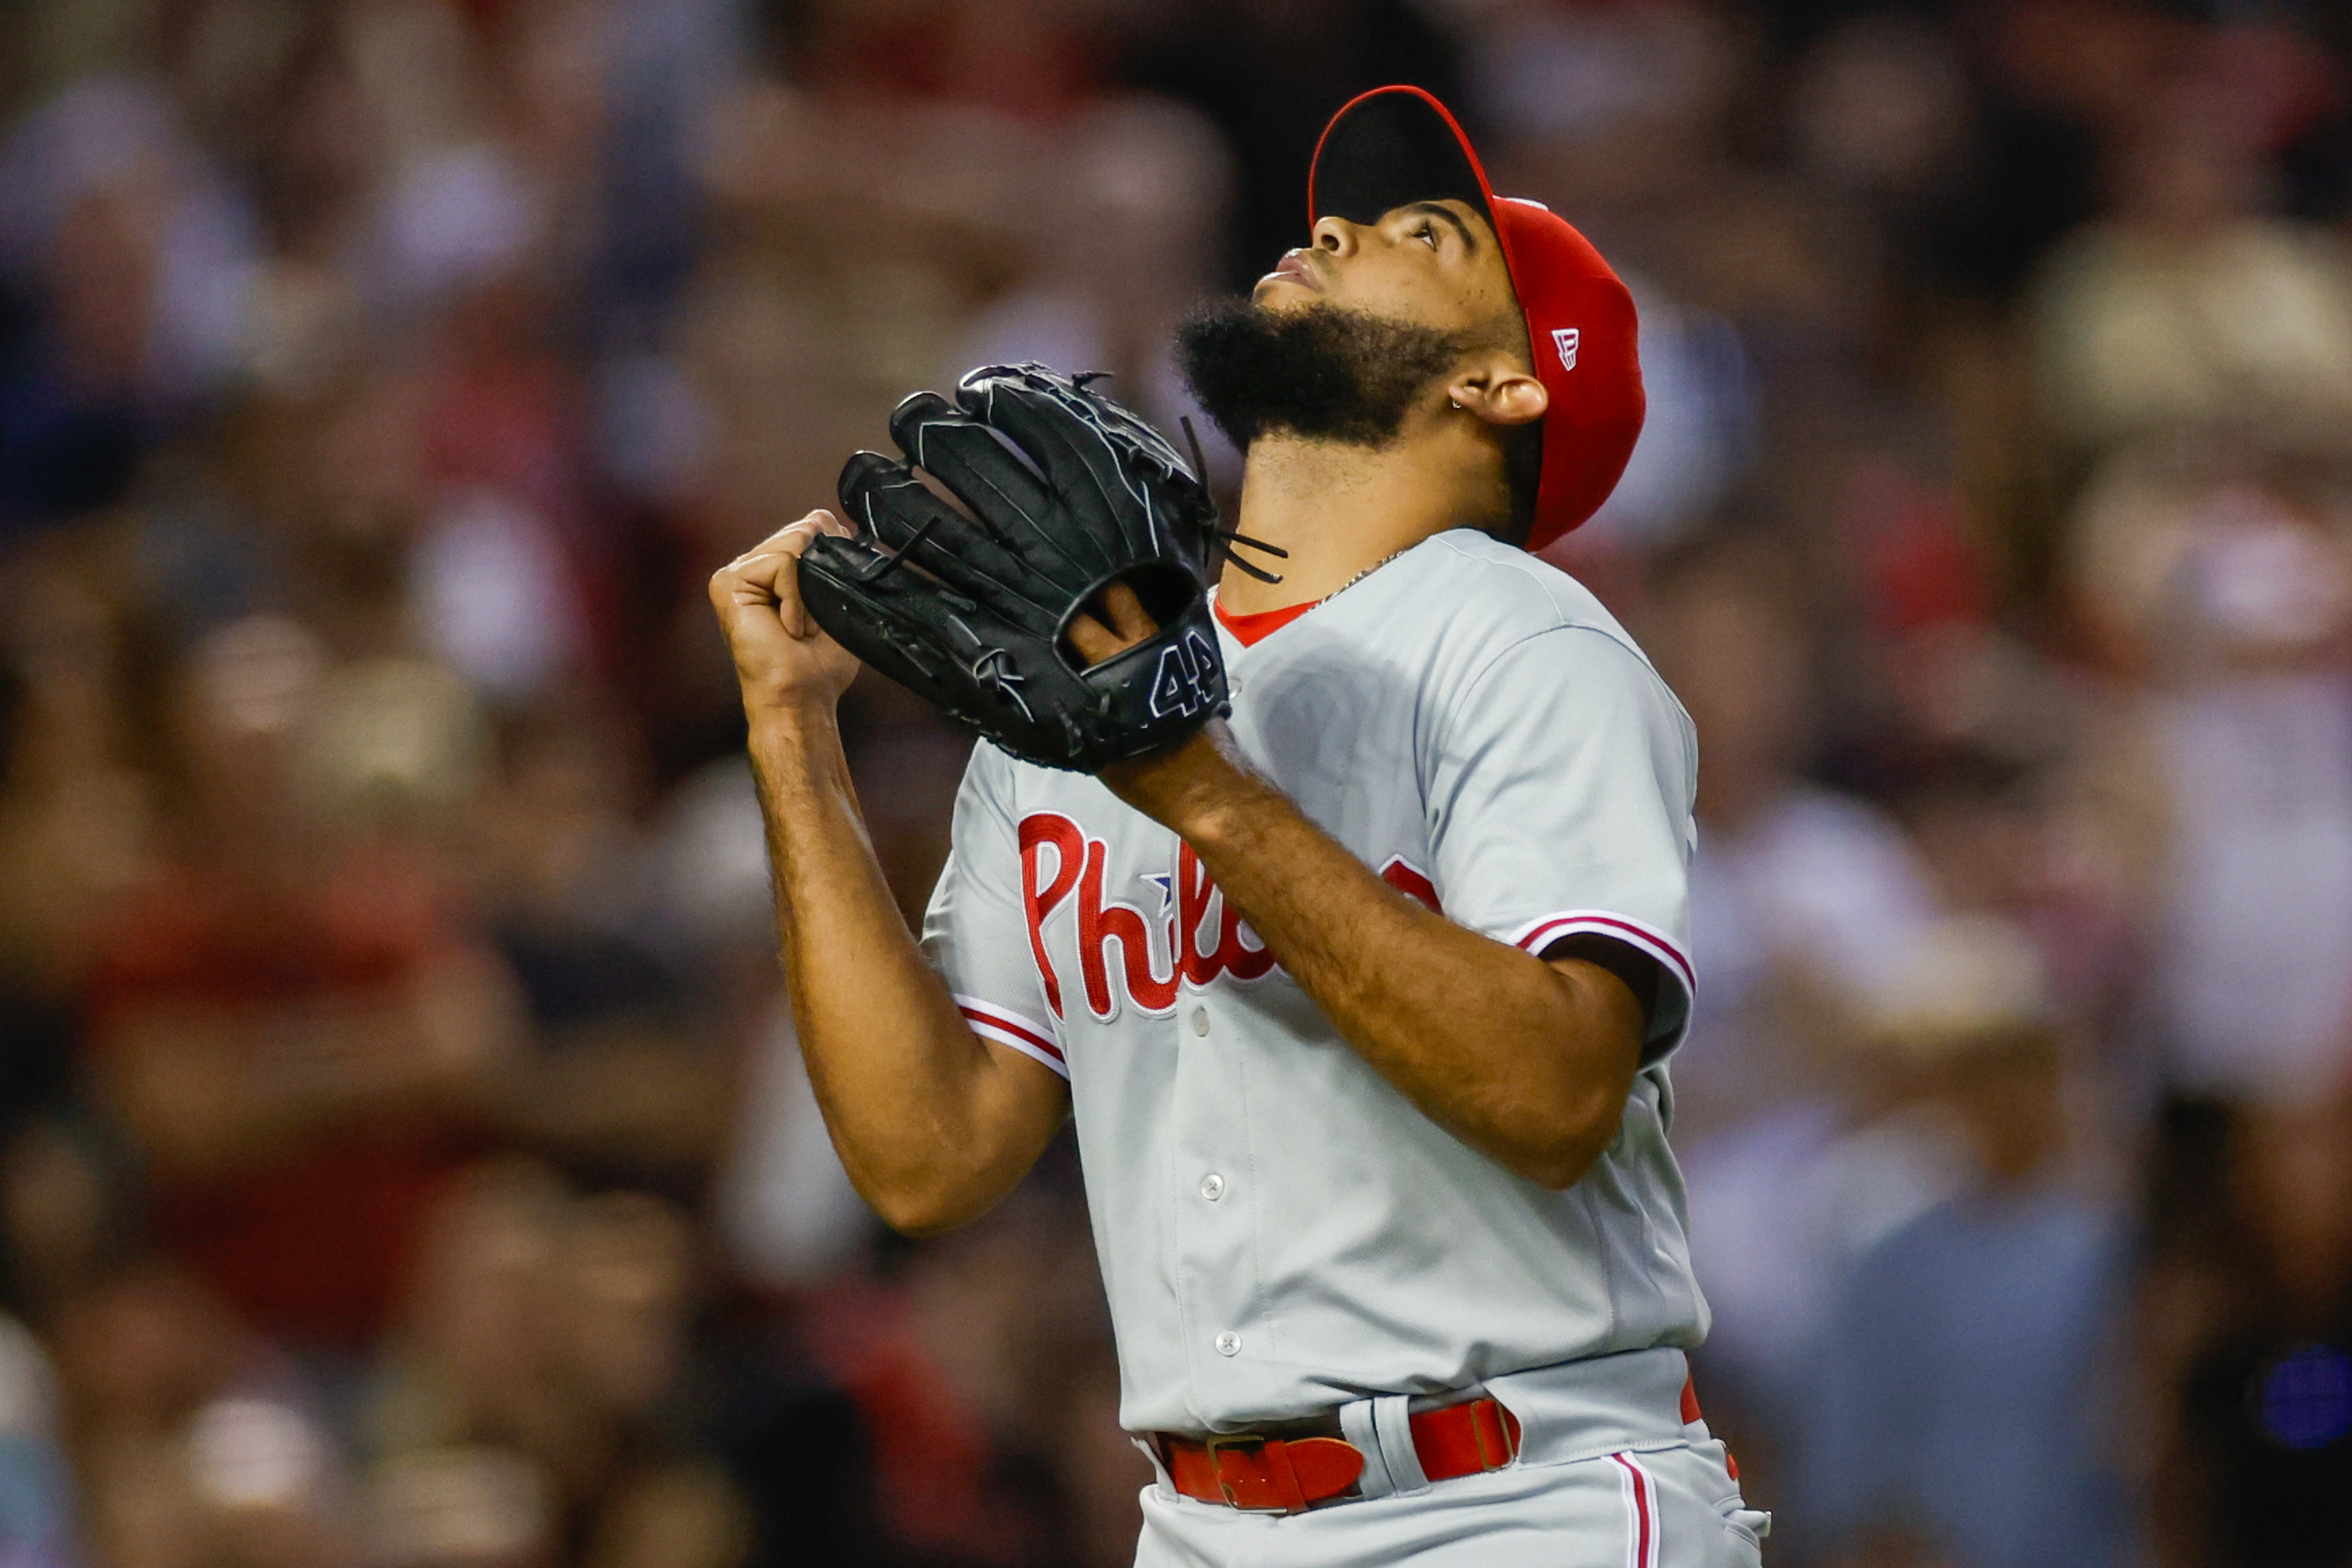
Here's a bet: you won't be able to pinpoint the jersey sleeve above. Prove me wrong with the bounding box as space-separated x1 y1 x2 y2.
919 744 1068 1079
1424 626 1698 1062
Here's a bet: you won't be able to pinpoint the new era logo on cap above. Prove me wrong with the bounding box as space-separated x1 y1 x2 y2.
1552 328 1580 372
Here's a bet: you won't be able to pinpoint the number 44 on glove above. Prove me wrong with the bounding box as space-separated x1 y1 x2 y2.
798 363 1262 774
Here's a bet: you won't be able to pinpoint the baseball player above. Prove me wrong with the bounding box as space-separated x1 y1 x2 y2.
710 86 1765 1565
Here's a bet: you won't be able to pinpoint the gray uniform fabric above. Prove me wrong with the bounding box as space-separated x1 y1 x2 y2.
921 528 1709 1440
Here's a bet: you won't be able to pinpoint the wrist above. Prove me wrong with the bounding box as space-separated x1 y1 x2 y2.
1105 723 1261 838
744 693 843 741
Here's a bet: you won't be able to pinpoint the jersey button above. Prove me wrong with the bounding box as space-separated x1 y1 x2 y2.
1199 1173 1224 1201
1189 1007 1211 1037
1214 1331 1242 1357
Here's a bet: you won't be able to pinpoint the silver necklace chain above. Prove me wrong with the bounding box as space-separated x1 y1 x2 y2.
1220 545 1410 616
1317 545 1411 606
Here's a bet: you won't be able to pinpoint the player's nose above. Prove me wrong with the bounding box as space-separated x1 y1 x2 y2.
1310 215 1361 257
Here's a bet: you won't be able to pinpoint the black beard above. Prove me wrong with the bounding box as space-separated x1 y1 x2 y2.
1174 300 1472 450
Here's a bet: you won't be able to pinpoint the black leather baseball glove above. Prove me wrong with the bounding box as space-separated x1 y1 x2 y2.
799 363 1246 773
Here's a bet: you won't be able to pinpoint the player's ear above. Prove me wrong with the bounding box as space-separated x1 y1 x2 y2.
1446 358 1548 428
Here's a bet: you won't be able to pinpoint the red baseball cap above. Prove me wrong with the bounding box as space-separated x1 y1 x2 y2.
1308 85 1644 550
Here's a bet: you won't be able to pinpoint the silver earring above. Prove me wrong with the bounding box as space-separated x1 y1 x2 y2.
1449 397 1463 410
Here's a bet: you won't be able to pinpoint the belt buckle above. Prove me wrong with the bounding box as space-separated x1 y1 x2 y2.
1468 1397 1520 1470
1202 1433 1308 1514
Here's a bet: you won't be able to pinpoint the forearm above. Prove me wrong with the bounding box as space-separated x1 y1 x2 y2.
749 703 1064 1232
1120 730 1640 1187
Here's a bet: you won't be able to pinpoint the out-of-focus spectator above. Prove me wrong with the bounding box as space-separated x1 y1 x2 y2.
363 1162 748 1568
1646 536 1946 1142
0 1307 75 1567
692 7 1231 525
1801 917 2131 1568
800 1186 1144 1568
650 757 873 1291
2064 445 2352 1106
468 704 732 1193
2140 1094 2352 1568
714 1006 871 1297
0 72 260 397
2030 31 2352 460
0 537 153 1062
82 615 521 1357
47 1257 358 1568
1547 271 1754 558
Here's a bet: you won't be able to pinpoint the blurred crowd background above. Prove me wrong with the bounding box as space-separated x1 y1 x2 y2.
1 0 2351 1565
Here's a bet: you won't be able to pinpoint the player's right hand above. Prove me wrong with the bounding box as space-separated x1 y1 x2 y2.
709 510 864 715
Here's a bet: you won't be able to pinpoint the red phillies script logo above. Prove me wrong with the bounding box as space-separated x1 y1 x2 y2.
1020 812 1276 1019
1019 815 1445 1022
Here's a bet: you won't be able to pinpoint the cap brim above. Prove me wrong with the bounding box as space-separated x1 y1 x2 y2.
1309 87 1495 231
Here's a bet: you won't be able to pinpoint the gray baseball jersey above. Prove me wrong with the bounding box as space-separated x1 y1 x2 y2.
921 528 1706 1438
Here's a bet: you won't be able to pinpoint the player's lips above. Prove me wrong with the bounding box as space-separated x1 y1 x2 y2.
1258 250 1322 293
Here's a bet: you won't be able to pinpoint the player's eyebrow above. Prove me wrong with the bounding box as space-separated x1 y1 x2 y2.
1401 201 1477 254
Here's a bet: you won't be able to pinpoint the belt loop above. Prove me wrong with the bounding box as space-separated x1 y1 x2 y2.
1337 1398 1396 1501
1134 1435 1174 1496
1372 1395 1428 1495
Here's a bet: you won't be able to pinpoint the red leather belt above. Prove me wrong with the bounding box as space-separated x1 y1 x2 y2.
1157 1396 1524 1514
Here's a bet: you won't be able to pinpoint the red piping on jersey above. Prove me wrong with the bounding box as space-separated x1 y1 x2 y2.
958 1002 1063 1063
1515 914 1695 995
1213 596 1319 647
